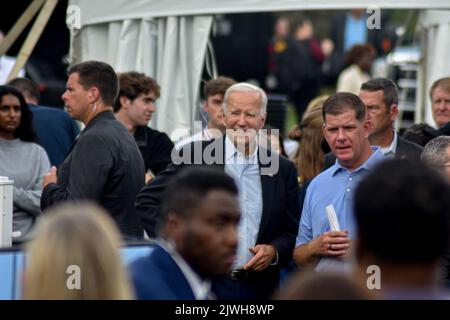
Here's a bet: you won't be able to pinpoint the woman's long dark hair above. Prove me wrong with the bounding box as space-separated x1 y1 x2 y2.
0 85 36 142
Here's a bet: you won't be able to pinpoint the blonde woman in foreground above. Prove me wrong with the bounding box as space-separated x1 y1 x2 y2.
23 202 134 299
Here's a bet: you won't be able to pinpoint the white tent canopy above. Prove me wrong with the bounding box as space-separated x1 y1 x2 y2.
69 12 212 139
70 0 450 25
419 10 450 127
68 0 450 138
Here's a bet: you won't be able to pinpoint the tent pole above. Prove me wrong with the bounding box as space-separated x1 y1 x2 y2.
0 0 46 56
7 0 59 82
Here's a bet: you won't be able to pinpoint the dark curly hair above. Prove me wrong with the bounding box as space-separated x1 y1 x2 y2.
344 44 376 66
0 85 36 142
114 71 160 112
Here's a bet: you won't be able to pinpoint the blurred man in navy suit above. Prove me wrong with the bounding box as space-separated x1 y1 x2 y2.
130 167 240 300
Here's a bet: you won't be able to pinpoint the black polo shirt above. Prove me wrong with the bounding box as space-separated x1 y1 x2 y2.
134 126 174 175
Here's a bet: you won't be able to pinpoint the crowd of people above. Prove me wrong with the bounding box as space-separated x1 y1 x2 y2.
0 13 450 300
267 10 395 121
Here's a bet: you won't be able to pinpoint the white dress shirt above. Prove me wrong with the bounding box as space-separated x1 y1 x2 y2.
380 131 398 157
158 238 213 300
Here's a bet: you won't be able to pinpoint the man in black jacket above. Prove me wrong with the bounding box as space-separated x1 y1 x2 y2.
136 83 300 299
324 78 422 169
114 72 174 180
41 61 145 240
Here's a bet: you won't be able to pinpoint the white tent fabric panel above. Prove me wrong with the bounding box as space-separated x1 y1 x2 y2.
420 10 450 127
69 0 450 27
70 15 213 138
154 16 213 139
71 20 158 77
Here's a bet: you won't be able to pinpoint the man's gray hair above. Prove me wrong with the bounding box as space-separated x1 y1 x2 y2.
421 136 450 168
222 82 268 116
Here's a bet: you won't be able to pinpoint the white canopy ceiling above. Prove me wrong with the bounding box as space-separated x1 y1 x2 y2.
70 0 450 26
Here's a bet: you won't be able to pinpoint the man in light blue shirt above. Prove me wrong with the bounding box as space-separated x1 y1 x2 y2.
294 92 384 272
215 83 299 300
224 136 263 269
323 78 423 168
136 82 300 299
